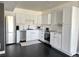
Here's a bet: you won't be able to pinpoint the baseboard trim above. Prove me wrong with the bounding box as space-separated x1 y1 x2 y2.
39 40 50 45
59 49 74 56
51 46 76 56
0 50 5 54
6 43 16 46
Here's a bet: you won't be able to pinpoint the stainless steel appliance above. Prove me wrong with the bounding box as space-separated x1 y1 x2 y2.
6 16 16 44
44 28 50 42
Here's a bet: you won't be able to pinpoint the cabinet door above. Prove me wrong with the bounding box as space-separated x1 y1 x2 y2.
56 10 63 25
31 32 36 41
37 16 41 25
54 33 62 49
42 14 48 24
26 30 40 41
16 13 21 25
62 25 71 52
48 13 51 24
40 30 44 41
32 30 39 40
6 33 15 44
50 32 55 47
51 12 56 25
63 7 72 25
50 32 62 49
28 31 35 41
17 31 20 43
51 10 63 25
42 13 51 25
26 31 32 41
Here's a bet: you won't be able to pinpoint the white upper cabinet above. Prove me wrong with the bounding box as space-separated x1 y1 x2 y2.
51 12 56 25
48 13 51 24
51 10 63 25
37 15 42 25
42 13 51 25
63 7 72 25
56 10 63 25
42 13 48 25
34 15 42 25
16 13 21 25
16 13 41 26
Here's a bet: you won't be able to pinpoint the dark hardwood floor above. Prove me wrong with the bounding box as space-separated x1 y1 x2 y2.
0 43 79 57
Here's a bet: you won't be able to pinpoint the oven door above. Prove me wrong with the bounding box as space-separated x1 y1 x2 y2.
44 32 50 42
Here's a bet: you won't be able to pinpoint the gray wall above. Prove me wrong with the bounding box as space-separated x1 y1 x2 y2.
0 3 4 51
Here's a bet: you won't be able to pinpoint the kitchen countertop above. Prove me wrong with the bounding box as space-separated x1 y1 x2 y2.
19 30 26 31
17 29 41 31
17 29 62 33
50 30 62 33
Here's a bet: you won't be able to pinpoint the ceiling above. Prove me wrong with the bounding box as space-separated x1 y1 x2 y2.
0 1 69 11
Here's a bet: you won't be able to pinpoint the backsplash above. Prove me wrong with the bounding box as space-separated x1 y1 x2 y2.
41 24 62 32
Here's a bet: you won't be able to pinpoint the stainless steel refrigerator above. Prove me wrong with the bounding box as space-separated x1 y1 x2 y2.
6 16 16 44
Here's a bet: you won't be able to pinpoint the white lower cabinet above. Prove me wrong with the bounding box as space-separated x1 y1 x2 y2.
50 32 62 50
26 30 40 41
54 33 62 49
40 30 44 41
6 33 15 44
50 32 54 47
16 30 20 43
